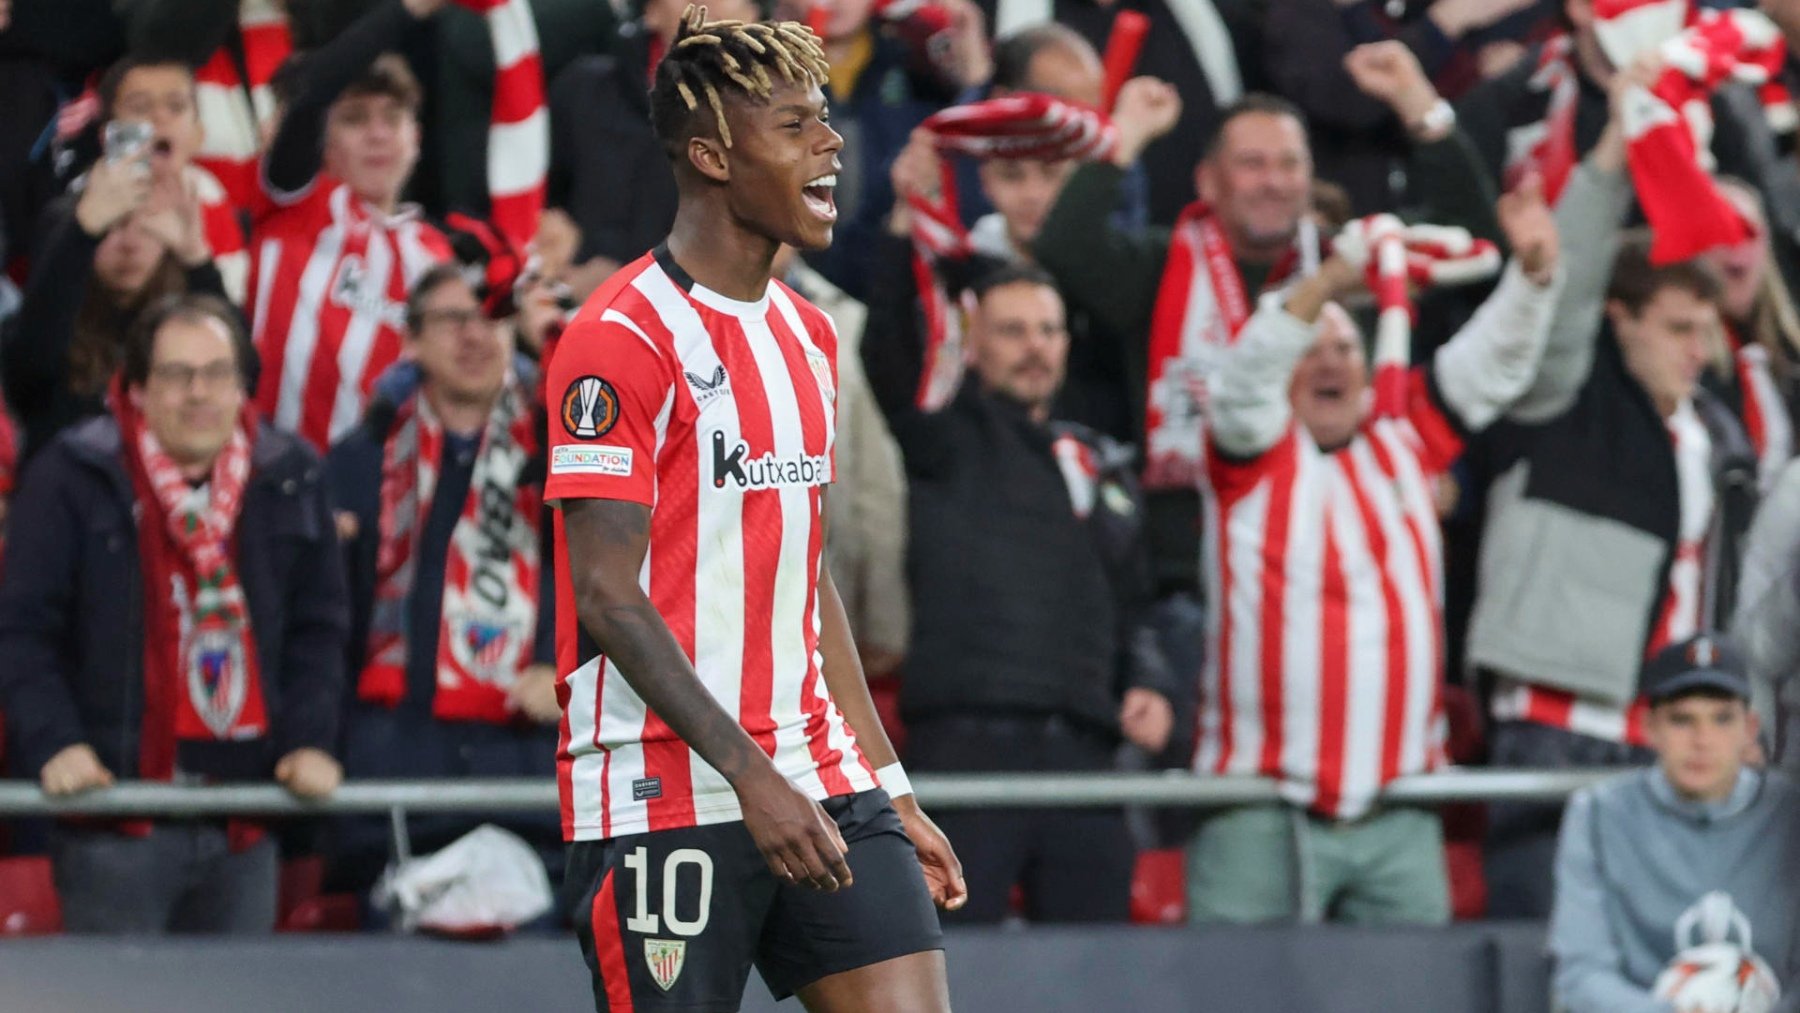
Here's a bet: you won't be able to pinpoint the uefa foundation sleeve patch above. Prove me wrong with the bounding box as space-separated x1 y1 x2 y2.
551 444 634 477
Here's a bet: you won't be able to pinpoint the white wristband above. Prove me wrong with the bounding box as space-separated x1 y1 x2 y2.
876 762 913 799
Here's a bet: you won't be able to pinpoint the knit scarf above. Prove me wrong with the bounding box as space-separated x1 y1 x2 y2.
1621 8 1788 263
910 93 1121 410
361 378 542 723
1501 35 1582 203
452 0 548 252
117 386 266 782
1142 203 1318 490
193 0 293 212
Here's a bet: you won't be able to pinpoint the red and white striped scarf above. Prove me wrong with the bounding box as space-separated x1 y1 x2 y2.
1501 35 1583 203
191 164 250 304
1622 9 1788 264
1143 204 1319 490
361 378 542 723
117 389 267 779
453 0 548 252
194 0 293 213
909 93 1119 410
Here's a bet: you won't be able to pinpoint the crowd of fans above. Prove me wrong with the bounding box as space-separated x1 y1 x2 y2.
0 0 1798 1003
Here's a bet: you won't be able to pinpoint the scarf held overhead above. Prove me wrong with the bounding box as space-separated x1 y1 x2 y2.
117 387 267 782
362 379 542 723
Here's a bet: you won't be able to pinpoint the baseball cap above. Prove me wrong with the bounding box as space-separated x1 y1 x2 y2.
1642 634 1751 704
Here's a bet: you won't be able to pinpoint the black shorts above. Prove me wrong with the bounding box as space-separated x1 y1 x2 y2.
569 789 943 1012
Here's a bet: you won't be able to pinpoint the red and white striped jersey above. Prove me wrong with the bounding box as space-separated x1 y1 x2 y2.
247 180 451 450
193 0 291 213
545 248 876 841
1491 402 1713 747
1195 371 1456 819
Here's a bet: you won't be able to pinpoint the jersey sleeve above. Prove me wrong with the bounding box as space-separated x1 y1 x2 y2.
812 308 841 483
544 314 677 507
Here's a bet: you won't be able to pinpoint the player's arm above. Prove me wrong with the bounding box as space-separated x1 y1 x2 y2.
815 501 967 911
563 496 852 892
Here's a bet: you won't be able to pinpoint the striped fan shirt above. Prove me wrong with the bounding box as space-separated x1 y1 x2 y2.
1195 368 1456 820
1490 401 1714 747
247 180 451 450
545 247 876 841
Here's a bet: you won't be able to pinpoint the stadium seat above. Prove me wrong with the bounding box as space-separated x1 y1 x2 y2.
278 856 362 932
1439 685 1489 920
1129 848 1187 925
0 856 63 935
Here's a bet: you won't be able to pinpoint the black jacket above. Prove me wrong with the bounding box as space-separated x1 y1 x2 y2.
545 28 677 269
0 416 349 781
863 239 1174 735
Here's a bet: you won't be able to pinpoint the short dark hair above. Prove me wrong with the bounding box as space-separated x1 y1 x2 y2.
98 56 196 124
338 53 423 114
405 262 478 332
991 23 1093 93
1606 230 1724 316
123 294 256 389
969 261 1060 302
1202 93 1308 161
649 7 830 159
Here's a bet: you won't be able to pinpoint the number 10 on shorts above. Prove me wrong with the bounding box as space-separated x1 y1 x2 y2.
624 846 715 937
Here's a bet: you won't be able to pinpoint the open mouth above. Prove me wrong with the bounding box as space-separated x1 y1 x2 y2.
151 138 173 158
802 173 838 223
1312 384 1347 404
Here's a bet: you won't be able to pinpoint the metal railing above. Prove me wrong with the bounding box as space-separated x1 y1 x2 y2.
0 767 1622 818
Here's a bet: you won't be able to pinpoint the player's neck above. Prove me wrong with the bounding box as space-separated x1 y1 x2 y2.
666 207 778 303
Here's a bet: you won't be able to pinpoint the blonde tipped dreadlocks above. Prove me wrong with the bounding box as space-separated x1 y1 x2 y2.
653 4 831 150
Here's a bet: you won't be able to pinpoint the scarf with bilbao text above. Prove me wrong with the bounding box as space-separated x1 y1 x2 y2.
360 376 542 722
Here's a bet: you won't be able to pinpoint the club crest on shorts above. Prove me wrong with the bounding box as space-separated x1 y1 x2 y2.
560 375 619 439
644 938 687 991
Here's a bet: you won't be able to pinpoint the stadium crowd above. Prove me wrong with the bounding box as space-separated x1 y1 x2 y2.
0 0 1798 1005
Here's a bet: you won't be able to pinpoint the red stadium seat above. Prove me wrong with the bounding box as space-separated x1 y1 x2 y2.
0 856 63 935
278 857 362 932
1439 685 1489 920
1129 848 1187 925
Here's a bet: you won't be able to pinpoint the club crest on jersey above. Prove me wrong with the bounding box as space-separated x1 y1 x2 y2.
806 351 835 404
645 938 687 992
684 365 730 409
710 431 828 490
561 376 619 439
187 626 249 738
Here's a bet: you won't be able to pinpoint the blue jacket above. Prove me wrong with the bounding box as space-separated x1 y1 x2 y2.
0 416 349 781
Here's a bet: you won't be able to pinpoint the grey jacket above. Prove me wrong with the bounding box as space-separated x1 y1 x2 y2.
1731 456 1800 773
1466 162 1758 706
1550 768 1800 1013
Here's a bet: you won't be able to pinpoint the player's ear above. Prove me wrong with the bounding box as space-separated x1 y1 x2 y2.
688 136 731 185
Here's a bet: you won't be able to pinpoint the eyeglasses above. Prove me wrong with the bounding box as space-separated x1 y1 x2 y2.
148 360 240 391
418 307 490 331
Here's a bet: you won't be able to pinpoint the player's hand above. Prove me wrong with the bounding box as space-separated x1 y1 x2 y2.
1119 687 1175 754
276 747 343 799
736 766 853 891
1109 77 1182 167
893 795 967 911
1343 41 1439 129
507 663 563 724
1496 172 1559 282
40 743 114 796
